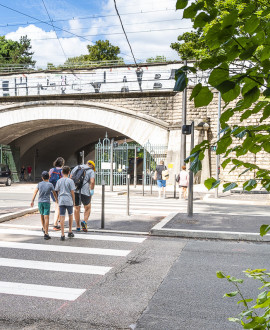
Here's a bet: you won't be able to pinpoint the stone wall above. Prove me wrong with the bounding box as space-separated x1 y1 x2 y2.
0 89 269 185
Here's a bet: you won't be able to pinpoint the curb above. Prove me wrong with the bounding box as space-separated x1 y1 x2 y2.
202 194 270 205
0 207 38 223
150 213 270 242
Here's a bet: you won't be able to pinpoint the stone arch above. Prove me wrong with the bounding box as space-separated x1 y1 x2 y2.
0 100 170 146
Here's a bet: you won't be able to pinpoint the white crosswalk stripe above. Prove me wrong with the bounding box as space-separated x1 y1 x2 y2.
0 228 146 301
0 281 85 301
90 195 185 216
0 228 146 243
0 241 131 257
0 258 111 275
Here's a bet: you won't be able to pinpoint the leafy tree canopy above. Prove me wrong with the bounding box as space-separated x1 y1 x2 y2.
64 40 124 66
0 35 35 66
146 55 167 63
174 0 270 193
170 30 210 60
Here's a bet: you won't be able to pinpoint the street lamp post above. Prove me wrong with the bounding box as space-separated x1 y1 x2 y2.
182 122 194 217
215 92 221 199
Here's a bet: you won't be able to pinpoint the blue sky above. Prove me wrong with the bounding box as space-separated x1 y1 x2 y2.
0 0 192 67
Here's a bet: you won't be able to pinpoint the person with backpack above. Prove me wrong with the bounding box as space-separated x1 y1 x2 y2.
154 160 168 199
49 157 65 230
70 160 95 232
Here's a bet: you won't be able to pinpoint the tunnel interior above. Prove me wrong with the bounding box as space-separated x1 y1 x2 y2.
3 120 128 180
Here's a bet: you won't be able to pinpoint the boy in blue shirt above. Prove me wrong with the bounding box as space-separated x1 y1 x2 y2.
55 166 76 241
31 171 58 240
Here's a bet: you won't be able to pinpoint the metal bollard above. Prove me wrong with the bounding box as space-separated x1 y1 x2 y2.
174 174 176 199
101 180 105 228
127 174 130 216
142 171 145 196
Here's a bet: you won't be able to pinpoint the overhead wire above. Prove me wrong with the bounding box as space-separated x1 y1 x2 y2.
23 27 191 41
0 2 135 60
0 8 177 28
113 0 138 67
41 0 67 61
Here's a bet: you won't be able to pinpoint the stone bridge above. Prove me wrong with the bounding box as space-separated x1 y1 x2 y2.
0 63 213 182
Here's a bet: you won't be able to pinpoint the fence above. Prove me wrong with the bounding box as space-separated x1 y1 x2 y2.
95 135 167 186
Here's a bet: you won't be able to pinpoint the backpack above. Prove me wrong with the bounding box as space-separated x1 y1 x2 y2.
71 166 90 190
49 168 62 187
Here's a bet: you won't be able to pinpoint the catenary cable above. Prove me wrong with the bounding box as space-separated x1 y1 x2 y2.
41 0 67 61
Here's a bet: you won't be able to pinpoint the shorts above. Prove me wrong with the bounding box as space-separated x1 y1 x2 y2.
38 202 51 216
59 205 73 216
75 193 91 206
157 180 166 188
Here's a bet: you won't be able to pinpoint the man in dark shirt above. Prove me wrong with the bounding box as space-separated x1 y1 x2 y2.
155 160 167 198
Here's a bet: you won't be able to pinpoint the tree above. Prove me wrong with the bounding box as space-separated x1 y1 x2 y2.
174 0 270 193
170 30 210 60
146 55 167 63
174 0 270 327
0 35 35 66
64 40 124 66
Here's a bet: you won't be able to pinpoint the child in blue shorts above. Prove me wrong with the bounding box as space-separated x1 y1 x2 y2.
55 166 76 241
31 171 58 240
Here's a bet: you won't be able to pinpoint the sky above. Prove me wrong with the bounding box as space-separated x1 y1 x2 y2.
0 0 192 67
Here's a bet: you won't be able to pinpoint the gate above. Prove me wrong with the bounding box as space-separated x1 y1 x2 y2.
95 134 167 186
0 145 20 182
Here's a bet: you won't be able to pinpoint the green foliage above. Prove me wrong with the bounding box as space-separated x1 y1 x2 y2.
146 55 167 63
170 30 211 60
217 269 270 329
63 40 124 67
0 35 35 66
174 0 270 198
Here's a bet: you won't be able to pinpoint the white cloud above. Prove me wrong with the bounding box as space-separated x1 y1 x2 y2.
94 0 192 62
5 25 89 67
4 0 192 66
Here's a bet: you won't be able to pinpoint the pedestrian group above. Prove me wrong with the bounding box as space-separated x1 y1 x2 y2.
31 157 95 241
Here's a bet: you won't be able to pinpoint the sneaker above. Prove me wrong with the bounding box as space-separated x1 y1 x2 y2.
60 235 65 241
81 221 87 232
44 234 51 240
42 228 45 233
68 232 74 238
53 225 61 231
76 227 81 232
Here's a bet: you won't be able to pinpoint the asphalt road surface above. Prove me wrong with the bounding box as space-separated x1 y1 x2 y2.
0 221 269 329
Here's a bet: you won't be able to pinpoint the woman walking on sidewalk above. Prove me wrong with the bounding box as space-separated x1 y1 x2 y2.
49 157 65 230
177 165 189 200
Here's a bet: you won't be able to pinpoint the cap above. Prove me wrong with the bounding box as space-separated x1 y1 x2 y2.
87 160 96 171
41 171 49 178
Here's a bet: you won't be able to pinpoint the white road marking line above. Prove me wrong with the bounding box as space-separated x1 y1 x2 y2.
0 257 111 275
0 228 145 243
0 241 130 257
0 281 85 301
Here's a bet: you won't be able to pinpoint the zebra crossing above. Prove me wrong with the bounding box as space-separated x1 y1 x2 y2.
0 226 146 301
91 194 186 216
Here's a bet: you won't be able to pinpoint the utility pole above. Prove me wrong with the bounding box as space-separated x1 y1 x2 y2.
215 92 221 198
110 139 114 192
181 60 187 167
188 122 194 217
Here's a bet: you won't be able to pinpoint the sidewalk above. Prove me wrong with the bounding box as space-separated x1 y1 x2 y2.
0 183 269 241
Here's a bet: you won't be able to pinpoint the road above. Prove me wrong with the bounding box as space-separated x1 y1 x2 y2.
0 220 268 329
0 184 269 329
